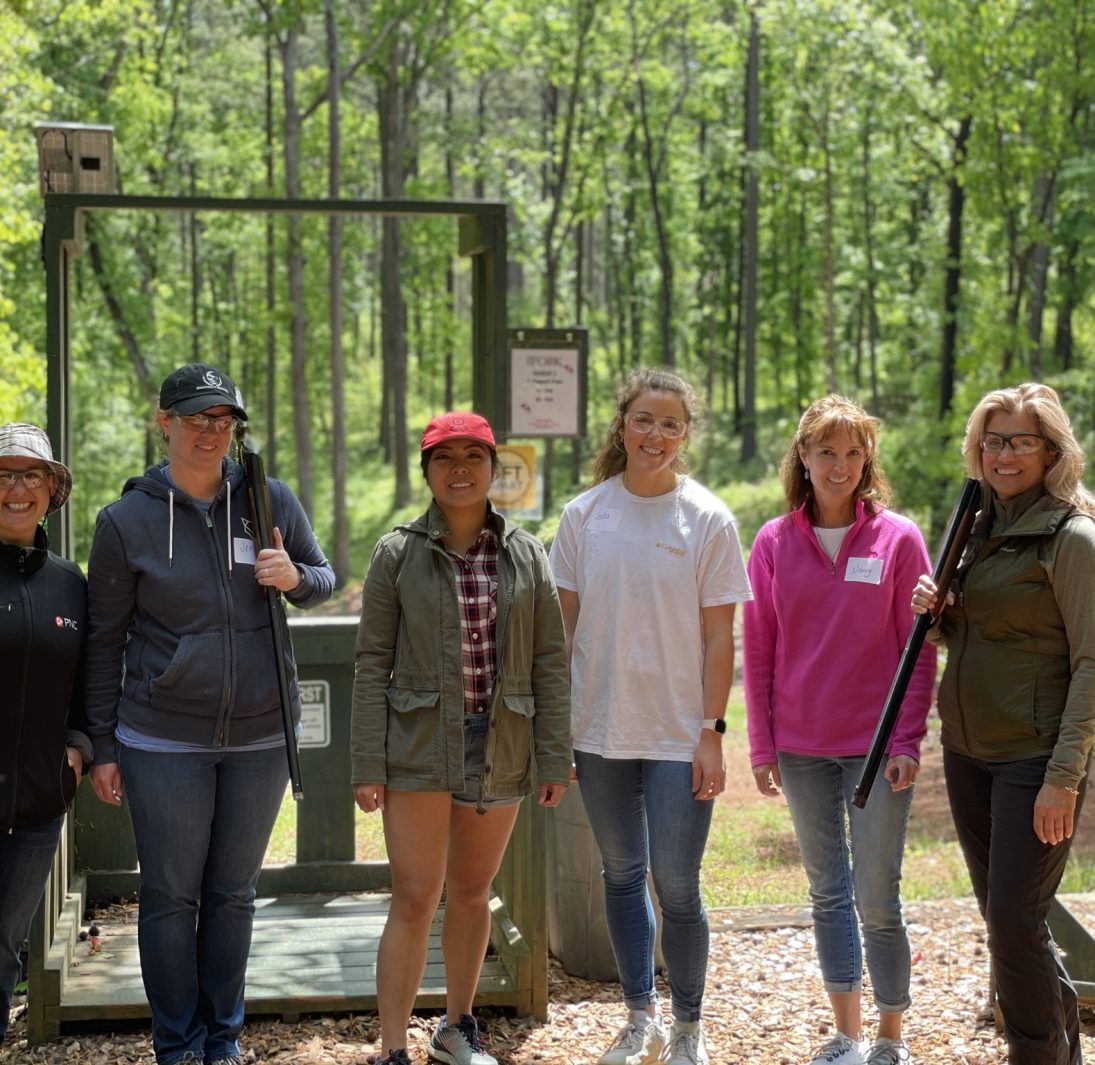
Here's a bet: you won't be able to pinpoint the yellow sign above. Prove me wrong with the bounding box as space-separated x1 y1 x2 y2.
490 444 540 517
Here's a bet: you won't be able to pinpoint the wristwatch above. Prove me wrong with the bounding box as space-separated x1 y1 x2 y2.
701 718 727 734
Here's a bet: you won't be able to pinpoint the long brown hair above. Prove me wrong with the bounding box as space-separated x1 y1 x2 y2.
778 394 892 516
590 368 698 485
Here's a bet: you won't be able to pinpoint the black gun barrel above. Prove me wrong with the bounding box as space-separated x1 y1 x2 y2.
243 448 305 801
852 477 981 809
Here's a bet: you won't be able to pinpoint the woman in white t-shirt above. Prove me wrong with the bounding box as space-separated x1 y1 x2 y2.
549 368 752 1065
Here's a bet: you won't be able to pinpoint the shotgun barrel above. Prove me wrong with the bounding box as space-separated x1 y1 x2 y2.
851 477 981 809
242 446 305 801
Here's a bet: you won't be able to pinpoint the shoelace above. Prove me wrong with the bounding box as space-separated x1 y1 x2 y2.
813 1037 857 1063
668 1029 700 1060
865 1045 908 1065
456 1014 486 1052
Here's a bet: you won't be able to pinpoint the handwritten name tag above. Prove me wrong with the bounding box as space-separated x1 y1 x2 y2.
234 536 257 566
589 508 621 533
844 556 883 585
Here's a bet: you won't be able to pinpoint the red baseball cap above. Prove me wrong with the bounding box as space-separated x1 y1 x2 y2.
421 412 496 451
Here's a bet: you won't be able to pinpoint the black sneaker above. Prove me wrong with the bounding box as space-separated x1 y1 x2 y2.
377 1049 413 1065
427 1013 497 1065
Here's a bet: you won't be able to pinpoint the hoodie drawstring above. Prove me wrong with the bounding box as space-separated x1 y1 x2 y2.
168 490 175 568
226 479 233 575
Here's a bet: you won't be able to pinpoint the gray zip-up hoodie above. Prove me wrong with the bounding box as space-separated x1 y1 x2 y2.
85 460 334 763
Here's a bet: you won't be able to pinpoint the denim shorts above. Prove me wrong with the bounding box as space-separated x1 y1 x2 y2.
452 712 523 809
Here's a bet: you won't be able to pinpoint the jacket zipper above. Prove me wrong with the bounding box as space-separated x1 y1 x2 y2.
204 496 236 746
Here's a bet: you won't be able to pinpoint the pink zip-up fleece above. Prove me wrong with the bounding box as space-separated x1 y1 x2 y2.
743 498 936 767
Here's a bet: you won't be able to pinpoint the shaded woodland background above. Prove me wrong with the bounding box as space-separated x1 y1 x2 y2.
2 0 1094 585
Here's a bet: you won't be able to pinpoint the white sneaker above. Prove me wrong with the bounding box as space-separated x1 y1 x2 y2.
597 1024 645 1065
807 1032 866 1065
623 1019 666 1065
864 1038 910 1064
662 1020 708 1064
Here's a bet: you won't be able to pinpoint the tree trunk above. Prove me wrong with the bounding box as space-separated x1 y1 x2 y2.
326 0 349 586
1053 238 1077 371
940 115 972 420
264 18 277 474
739 9 760 462
1026 171 1055 378
279 24 314 518
637 73 673 366
378 38 410 507
861 106 880 413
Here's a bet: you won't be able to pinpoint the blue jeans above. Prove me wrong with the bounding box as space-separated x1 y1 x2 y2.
119 744 288 1065
778 752 912 1012
0 814 65 1042
574 752 713 1022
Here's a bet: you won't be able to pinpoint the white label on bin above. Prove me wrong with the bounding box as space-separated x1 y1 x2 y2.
298 680 330 749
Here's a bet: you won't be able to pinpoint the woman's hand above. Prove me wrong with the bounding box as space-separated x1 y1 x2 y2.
256 527 301 592
911 574 953 615
884 754 919 792
538 782 567 807
752 762 781 797
65 746 85 784
692 732 725 801
90 762 123 806
354 782 385 813
1034 782 1078 845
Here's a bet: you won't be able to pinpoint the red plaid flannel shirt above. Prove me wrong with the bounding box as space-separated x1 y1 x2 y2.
446 528 499 714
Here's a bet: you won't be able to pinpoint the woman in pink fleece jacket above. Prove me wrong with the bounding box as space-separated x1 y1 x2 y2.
743 395 935 1065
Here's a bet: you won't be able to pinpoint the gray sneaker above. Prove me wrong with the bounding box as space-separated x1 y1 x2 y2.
623 1019 667 1065
428 1013 497 1065
864 1038 910 1064
808 1033 866 1065
597 1023 645 1065
663 1021 708 1065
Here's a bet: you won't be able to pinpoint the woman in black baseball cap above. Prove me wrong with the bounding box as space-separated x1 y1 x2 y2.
85 363 334 1065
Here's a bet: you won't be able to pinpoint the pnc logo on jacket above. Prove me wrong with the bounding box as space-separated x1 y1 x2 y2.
54 615 80 630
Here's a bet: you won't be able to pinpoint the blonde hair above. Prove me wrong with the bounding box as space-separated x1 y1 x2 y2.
779 394 892 515
962 382 1095 516
590 368 698 485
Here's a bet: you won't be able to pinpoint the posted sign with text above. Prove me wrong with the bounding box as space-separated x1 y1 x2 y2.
509 331 586 437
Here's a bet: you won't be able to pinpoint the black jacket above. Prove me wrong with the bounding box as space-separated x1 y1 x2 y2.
0 526 90 832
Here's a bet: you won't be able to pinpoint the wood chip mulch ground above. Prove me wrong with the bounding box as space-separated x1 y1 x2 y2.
7 894 1095 1064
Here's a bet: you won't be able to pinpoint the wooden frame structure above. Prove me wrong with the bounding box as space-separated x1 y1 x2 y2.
28 195 548 1044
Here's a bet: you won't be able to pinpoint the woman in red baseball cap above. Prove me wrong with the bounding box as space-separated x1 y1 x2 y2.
351 412 571 1065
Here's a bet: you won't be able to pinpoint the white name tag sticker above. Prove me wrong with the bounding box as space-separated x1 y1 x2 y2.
844 556 883 585
589 508 621 533
234 537 257 566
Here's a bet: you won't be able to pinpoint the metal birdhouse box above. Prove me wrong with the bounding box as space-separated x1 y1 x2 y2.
35 122 115 196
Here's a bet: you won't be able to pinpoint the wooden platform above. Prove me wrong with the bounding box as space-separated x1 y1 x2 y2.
52 892 520 1030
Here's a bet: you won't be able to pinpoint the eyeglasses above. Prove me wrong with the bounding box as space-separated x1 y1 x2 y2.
980 431 1048 455
623 411 688 439
0 469 48 490
173 412 237 434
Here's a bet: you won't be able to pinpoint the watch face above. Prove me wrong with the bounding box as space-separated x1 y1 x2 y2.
714 718 726 734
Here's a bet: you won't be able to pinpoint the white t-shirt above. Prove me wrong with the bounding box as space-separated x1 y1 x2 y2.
549 474 752 761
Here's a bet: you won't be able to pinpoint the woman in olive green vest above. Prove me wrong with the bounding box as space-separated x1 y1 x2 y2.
913 383 1095 1065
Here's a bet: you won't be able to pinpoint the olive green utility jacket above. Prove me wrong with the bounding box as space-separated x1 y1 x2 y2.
933 486 1095 790
350 502 571 802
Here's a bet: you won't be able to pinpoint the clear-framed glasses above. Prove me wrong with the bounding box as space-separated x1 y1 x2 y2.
980 431 1048 455
173 412 237 434
0 468 48 490
623 411 688 439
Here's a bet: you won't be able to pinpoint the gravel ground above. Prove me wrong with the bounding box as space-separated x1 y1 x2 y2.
6 895 1095 1064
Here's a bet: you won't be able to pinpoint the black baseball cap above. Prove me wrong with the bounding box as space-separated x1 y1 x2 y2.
159 363 247 420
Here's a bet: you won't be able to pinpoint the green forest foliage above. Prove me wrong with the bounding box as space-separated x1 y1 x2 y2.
2 1 1094 581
